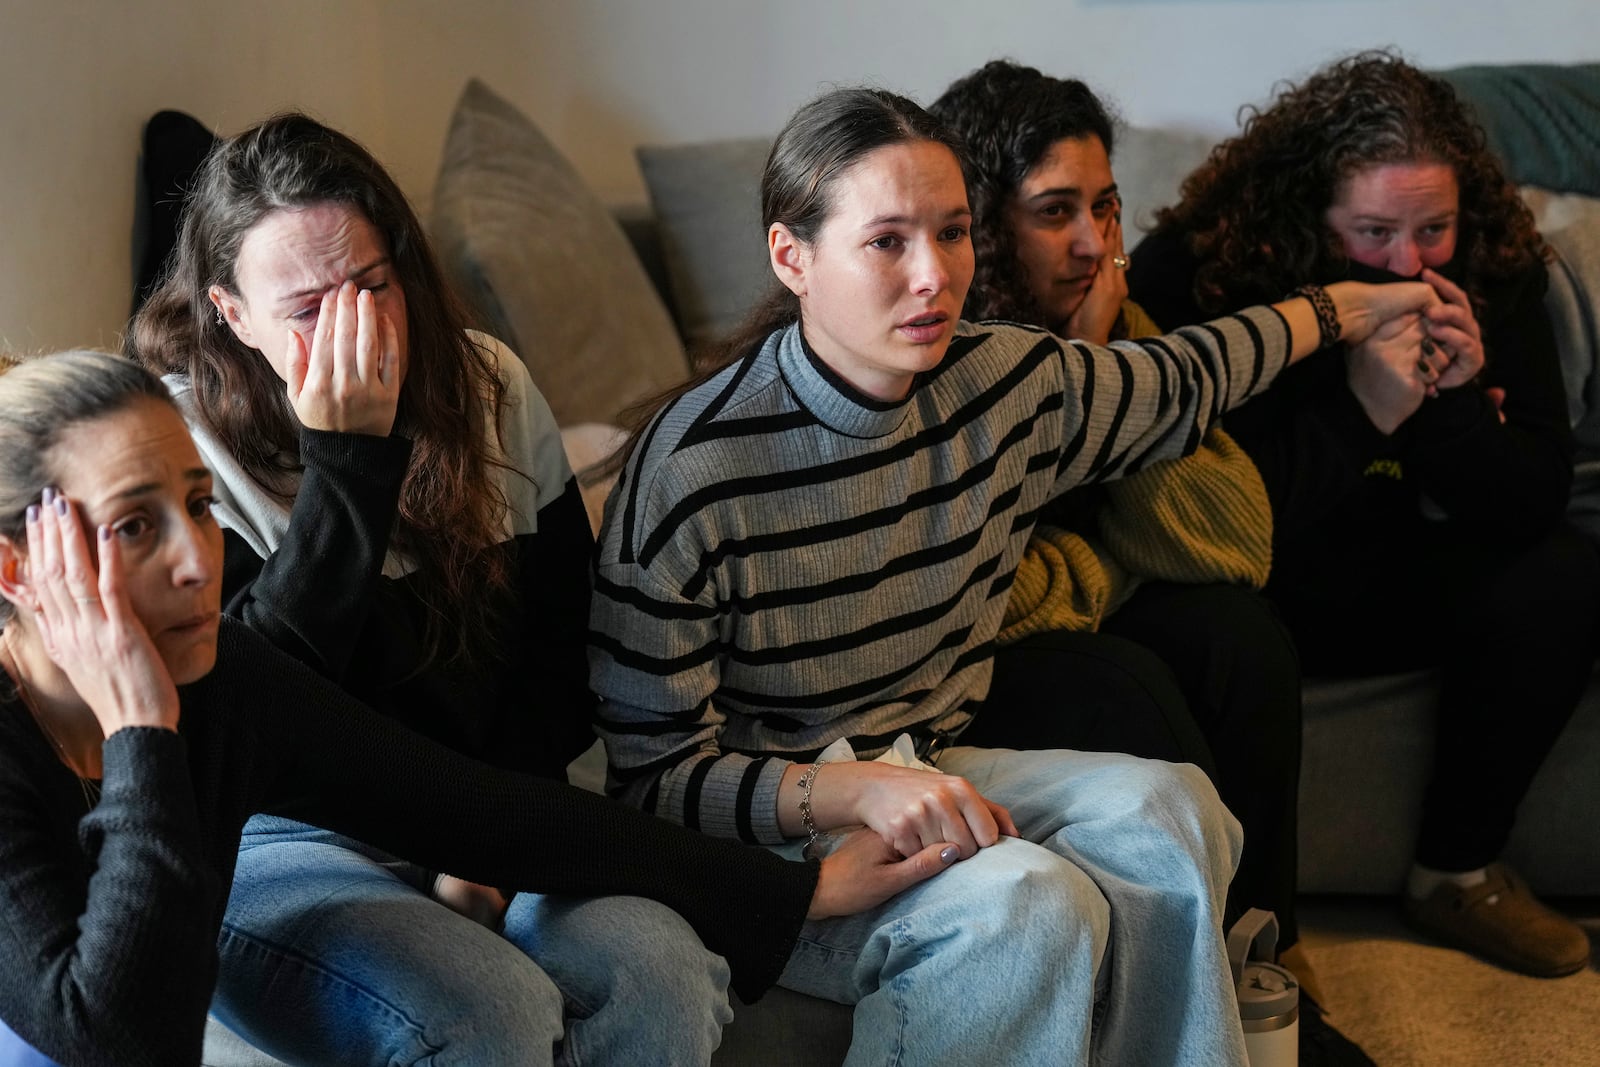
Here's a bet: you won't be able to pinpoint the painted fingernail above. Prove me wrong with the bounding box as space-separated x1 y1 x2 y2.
940 845 960 864
1421 338 1436 355
40 486 53 505
54 495 68 516
25 505 38 524
99 524 112 542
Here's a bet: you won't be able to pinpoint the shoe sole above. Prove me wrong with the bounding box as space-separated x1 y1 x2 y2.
1402 910 1592 979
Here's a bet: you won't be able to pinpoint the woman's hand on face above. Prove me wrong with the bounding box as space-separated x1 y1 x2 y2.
805 827 962 920
1064 212 1129 345
1324 280 1441 348
846 762 1018 861
1420 269 1485 390
1344 313 1431 435
26 489 180 735
284 281 403 437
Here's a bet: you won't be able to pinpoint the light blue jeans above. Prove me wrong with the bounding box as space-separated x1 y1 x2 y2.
776 747 1247 1067
212 816 733 1066
0 1014 59 1067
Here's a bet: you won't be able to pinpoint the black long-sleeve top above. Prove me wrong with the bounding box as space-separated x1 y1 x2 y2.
168 335 596 782
1129 230 1575 598
0 621 818 1067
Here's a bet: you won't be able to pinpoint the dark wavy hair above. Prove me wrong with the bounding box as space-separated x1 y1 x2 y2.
931 60 1117 325
609 87 969 469
127 113 511 667
1152 50 1545 314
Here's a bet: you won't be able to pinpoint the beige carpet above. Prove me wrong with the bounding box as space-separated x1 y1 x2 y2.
1298 898 1600 1066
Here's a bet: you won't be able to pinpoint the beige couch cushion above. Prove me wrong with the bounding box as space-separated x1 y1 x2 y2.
431 79 688 426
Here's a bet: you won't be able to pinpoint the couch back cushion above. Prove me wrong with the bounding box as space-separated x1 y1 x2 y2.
1111 125 1217 238
637 126 1216 352
636 137 772 354
431 79 688 426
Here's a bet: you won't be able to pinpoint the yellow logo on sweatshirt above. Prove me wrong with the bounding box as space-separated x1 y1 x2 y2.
1363 459 1404 480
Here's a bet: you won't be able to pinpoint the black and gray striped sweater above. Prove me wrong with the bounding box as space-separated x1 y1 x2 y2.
589 311 1289 843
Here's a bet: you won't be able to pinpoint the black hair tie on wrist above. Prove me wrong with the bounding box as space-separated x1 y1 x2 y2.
1292 284 1341 349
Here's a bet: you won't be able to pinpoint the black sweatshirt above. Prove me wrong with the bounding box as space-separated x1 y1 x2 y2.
0 620 818 1067
1129 231 1574 600
183 339 599 782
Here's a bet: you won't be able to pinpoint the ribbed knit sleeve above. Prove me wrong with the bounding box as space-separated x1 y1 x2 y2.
590 311 1292 843
0 720 218 1067
1048 306 1290 491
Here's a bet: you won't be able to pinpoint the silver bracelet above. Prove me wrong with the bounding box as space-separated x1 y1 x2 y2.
798 759 828 858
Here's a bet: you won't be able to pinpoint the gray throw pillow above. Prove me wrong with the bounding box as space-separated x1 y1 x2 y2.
431 79 687 426
636 138 771 353
1111 125 1217 239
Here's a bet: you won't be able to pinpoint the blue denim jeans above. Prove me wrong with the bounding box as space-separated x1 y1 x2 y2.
212 816 733 1066
0 1014 60 1067
775 747 1247 1067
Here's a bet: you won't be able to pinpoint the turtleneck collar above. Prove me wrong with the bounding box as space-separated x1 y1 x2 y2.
771 323 914 439
1334 250 1468 289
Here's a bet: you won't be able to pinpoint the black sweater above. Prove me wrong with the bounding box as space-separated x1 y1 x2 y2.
170 337 596 783
1129 230 1574 598
0 621 818 1067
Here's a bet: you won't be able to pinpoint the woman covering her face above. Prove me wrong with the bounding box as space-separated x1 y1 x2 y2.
927 57 1365 1055
1129 51 1598 979
588 86 1439 1065
0 351 939 1067
122 115 938 1065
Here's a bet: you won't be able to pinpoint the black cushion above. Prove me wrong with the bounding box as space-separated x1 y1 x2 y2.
131 110 217 315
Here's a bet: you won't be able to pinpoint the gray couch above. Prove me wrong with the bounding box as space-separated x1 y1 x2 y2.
202 73 1600 1066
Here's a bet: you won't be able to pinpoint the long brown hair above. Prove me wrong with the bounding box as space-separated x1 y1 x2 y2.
1152 50 1545 314
609 87 970 469
127 113 511 666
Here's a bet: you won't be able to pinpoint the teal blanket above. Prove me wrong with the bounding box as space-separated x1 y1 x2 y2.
1437 64 1600 196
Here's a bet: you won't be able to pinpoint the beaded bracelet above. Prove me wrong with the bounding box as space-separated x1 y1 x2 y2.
798 759 828 858
1292 284 1341 349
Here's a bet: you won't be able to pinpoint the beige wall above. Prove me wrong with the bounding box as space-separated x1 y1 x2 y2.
0 0 543 353
1 0 1594 354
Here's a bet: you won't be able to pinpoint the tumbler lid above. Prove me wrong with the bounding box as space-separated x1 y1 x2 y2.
1237 960 1300 1021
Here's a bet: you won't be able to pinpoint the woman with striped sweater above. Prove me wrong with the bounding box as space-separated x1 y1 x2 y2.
588 87 1442 1066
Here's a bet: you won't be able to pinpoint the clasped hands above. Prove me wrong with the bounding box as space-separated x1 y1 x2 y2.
795 760 1020 920
1346 269 1486 435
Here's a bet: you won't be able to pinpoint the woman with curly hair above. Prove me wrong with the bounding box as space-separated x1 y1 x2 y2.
1130 51 1599 978
928 59 1372 1061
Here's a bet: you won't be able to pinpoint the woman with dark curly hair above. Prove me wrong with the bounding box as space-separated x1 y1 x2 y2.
932 60 1372 1063
1130 51 1600 979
